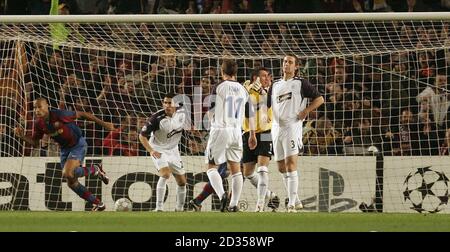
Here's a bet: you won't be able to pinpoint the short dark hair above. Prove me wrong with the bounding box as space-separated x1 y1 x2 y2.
165 92 176 99
251 67 270 82
436 69 446 76
34 97 48 104
221 59 238 76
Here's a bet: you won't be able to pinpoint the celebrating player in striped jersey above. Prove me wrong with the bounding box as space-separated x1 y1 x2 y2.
268 54 324 212
139 92 189 212
14 98 114 211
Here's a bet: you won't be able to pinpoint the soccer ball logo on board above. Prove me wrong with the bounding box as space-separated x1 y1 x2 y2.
403 167 449 213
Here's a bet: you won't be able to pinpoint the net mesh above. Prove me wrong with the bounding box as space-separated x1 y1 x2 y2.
1 16 450 212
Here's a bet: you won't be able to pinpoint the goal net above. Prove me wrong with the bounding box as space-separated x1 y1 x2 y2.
1 13 449 213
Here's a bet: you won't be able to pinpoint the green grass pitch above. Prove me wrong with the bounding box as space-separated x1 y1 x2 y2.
1 212 450 232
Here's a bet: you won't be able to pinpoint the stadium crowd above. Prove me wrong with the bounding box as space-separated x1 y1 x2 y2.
1 0 450 15
0 0 450 158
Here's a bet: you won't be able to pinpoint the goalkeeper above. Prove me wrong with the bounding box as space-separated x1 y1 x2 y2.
242 67 279 212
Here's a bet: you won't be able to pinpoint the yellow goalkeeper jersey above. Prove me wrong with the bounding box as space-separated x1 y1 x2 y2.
243 87 272 133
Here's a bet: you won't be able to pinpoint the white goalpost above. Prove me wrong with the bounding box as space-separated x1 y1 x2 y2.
0 12 449 213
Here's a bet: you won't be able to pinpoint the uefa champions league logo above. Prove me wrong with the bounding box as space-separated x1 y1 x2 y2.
403 167 449 213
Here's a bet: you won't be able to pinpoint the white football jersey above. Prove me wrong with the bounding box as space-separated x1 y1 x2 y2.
140 108 188 150
209 80 249 130
269 77 321 127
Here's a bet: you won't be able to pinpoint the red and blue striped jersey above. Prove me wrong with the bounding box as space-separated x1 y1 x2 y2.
32 109 83 149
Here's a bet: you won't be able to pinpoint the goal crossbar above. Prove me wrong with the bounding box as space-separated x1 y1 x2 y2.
0 12 449 24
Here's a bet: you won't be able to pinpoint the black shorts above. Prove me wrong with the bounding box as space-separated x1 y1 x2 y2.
242 130 273 164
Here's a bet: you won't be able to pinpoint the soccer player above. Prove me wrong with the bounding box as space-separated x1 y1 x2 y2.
14 98 114 211
242 67 279 212
139 92 188 212
268 54 324 212
189 161 279 212
205 58 254 212
188 162 229 211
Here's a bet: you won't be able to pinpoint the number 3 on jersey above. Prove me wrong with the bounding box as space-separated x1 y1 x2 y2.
225 96 244 119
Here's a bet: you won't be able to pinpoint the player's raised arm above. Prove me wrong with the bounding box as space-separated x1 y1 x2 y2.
76 111 116 131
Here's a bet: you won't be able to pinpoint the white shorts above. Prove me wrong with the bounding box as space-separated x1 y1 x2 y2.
205 128 242 165
271 123 303 161
151 147 185 175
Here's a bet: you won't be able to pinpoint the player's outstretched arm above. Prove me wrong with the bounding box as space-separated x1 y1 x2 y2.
14 127 39 148
76 111 116 131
